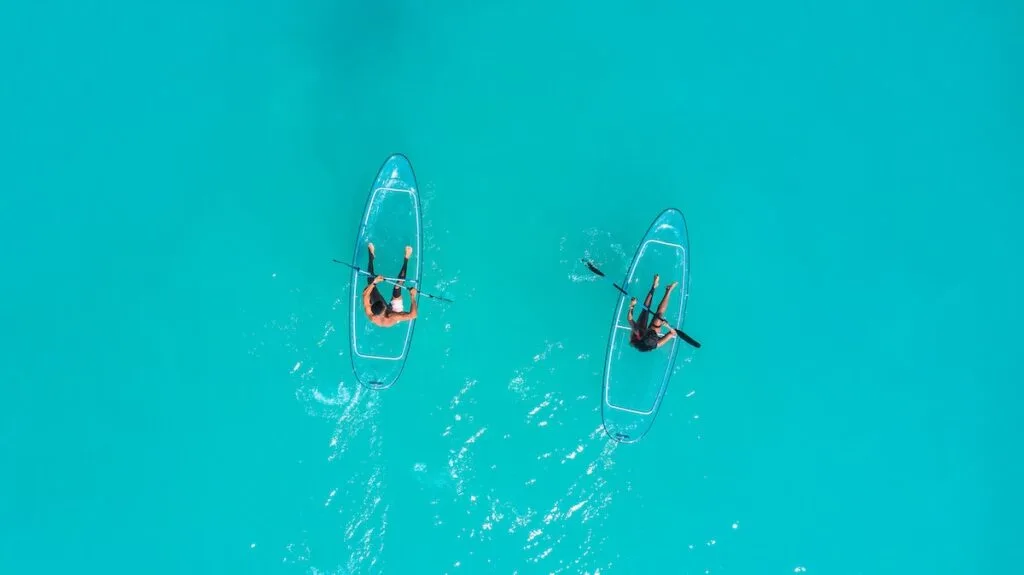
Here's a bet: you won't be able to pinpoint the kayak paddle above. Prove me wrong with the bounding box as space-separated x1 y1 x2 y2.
582 258 701 349
332 259 455 304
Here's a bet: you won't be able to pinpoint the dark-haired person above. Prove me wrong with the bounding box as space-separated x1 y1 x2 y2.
628 274 677 352
361 242 418 327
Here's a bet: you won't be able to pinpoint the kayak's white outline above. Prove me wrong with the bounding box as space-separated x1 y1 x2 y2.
603 238 687 415
349 185 421 364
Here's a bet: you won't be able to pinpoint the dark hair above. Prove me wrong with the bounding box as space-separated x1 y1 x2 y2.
371 300 387 315
630 330 658 352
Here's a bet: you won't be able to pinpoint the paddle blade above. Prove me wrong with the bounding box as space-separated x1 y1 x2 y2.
674 328 701 349
423 293 455 304
582 259 606 277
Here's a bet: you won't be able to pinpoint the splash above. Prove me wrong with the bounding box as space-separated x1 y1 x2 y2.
560 228 630 283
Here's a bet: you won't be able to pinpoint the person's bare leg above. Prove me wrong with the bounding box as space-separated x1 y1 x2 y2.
366 242 376 285
392 245 412 299
644 274 659 309
653 281 678 326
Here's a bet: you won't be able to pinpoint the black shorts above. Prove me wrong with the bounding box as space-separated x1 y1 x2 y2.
369 286 386 309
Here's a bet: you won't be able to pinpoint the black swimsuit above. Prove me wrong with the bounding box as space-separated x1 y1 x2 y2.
631 308 662 350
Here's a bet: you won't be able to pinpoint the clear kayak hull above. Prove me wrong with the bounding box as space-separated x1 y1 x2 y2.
348 154 422 390
601 208 690 443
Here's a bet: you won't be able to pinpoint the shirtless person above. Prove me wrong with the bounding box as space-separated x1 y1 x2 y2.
628 274 678 352
361 242 418 327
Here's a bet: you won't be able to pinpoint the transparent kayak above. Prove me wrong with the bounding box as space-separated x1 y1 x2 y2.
348 153 422 389
601 208 691 443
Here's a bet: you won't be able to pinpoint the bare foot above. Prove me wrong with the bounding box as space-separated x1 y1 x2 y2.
652 274 660 289
368 242 375 257
405 245 413 259
667 281 678 292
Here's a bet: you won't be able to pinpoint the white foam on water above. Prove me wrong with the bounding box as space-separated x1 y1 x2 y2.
444 419 489 498
561 228 629 284
542 502 560 524
450 378 477 408
533 341 562 363
274 288 393 572
559 444 585 465
281 541 310 566
336 465 388 573
423 343 621 575
565 499 588 518
323 384 379 461
466 427 486 444
315 321 334 348
510 341 565 396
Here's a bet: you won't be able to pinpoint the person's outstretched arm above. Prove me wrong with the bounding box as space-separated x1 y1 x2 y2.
656 329 676 348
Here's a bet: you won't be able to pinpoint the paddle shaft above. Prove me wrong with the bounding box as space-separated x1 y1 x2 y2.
583 259 701 349
332 259 454 303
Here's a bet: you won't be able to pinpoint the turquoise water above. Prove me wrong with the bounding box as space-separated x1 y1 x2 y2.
2 0 1022 573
